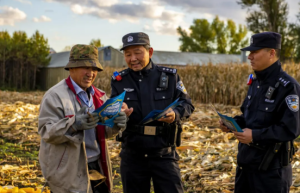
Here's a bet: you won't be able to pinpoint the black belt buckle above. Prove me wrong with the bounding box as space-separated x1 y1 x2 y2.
144 126 156 135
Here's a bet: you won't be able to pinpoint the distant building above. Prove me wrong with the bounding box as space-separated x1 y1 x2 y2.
37 46 126 90
49 48 56 54
38 46 245 90
152 51 242 66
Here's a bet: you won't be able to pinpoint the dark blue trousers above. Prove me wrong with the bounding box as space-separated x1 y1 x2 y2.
120 152 184 193
235 165 292 193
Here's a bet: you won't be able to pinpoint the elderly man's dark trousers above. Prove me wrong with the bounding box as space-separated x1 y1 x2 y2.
88 160 109 193
234 165 292 193
120 154 184 193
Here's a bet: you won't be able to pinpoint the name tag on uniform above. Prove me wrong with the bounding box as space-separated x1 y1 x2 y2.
265 99 275 103
124 88 134 92
156 87 167 91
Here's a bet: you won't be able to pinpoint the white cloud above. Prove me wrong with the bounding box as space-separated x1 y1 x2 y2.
14 0 32 5
144 17 186 36
70 2 183 26
92 0 119 7
0 6 26 26
33 15 51 23
47 0 185 25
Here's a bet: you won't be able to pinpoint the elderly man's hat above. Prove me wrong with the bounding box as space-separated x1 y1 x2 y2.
120 32 150 51
241 32 281 51
65 44 103 71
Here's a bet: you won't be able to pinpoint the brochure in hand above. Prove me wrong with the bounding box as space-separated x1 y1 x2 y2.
140 98 183 124
93 91 126 128
211 104 243 132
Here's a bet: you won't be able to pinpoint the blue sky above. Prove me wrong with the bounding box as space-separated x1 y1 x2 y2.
0 0 299 52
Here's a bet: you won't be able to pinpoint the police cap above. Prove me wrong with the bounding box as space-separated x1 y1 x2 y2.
120 32 150 51
241 32 281 51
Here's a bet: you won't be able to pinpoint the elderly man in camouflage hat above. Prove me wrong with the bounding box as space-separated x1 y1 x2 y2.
38 44 129 193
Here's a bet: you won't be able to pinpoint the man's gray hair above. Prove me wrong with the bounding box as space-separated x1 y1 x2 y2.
143 45 151 51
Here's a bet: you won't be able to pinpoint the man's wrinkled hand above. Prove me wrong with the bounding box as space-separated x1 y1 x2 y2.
121 102 133 117
233 128 253 144
219 119 231 133
158 109 175 123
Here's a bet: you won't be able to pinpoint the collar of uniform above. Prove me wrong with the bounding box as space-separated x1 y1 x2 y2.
129 59 154 76
141 59 154 75
70 77 95 96
254 60 281 84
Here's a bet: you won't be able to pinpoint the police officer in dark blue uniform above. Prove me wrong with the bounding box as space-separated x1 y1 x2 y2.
220 32 300 193
111 32 194 193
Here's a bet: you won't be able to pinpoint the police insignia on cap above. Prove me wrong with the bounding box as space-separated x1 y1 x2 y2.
176 81 187 94
285 95 299 112
128 36 133 42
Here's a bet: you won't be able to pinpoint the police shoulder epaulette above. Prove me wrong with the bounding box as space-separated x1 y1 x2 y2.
111 69 129 81
157 66 177 74
278 76 291 87
118 69 129 76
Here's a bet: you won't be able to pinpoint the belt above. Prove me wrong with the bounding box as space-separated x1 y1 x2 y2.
247 143 267 151
126 125 168 136
122 146 174 157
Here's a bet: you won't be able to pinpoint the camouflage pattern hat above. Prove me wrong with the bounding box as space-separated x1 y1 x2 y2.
65 44 103 71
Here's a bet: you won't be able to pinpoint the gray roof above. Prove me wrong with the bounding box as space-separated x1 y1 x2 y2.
46 46 115 68
49 48 56 54
152 51 242 66
46 46 243 68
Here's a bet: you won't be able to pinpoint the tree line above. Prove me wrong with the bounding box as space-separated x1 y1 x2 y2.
0 30 50 90
177 16 248 54
178 0 300 62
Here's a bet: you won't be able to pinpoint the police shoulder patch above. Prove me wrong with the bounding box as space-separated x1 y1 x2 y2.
285 95 299 112
176 81 187 94
157 66 177 74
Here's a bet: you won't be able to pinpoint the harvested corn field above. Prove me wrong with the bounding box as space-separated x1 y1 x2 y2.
92 62 300 106
1 90 300 192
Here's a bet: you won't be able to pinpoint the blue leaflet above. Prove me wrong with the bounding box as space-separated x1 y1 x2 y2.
141 98 183 124
211 104 243 132
93 91 126 128
217 112 243 132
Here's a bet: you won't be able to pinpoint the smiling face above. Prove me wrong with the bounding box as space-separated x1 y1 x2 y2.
69 67 98 91
248 48 277 71
123 45 154 71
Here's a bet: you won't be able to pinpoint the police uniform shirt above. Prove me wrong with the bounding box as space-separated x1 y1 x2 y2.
234 60 300 168
111 61 194 151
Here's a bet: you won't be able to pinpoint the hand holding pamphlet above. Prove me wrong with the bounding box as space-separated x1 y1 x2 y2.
93 91 126 128
140 98 183 124
211 104 243 132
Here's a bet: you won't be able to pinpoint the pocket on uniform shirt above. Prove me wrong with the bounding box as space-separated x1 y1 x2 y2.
154 92 173 109
256 105 277 126
124 92 139 101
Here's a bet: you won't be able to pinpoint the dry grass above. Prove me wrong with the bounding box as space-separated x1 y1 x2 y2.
93 62 300 106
